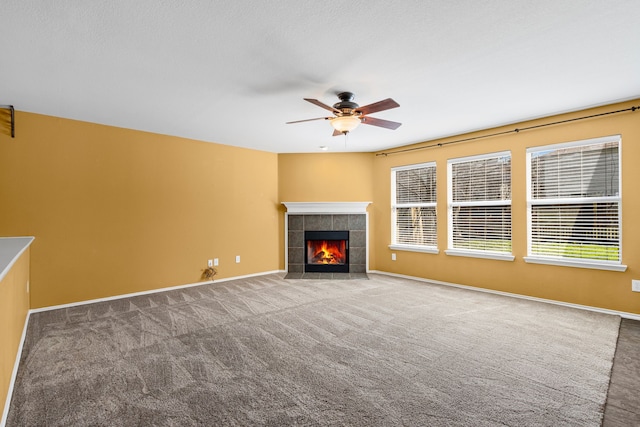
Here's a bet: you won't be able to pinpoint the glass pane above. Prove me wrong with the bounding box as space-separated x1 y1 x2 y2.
452 156 511 202
451 205 511 252
531 142 619 199
396 206 437 246
531 202 620 261
396 166 436 204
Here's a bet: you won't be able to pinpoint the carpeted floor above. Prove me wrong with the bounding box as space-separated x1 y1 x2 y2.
7 273 620 426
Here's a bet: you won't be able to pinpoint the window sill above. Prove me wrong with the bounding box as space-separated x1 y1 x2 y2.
523 256 627 272
445 249 515 261
389 244 439 254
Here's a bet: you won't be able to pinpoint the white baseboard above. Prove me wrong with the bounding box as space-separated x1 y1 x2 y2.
1 312 30 427
212 270 285 284
369 270 640 321
30 270 286 314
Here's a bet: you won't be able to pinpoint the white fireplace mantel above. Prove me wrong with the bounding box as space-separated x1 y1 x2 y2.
282 202 371 215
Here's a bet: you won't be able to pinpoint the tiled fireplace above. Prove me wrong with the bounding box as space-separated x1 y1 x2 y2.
283 202 370 278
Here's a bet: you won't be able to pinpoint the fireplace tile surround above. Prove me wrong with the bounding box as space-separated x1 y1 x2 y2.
283 202 370 280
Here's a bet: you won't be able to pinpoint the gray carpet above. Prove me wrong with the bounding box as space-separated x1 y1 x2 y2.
7 273 619 426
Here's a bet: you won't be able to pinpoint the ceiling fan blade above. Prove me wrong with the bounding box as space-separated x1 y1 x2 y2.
304 98 341 113
332 129 342 137
286 117 330 124
361 116 402 130
356 98 400 116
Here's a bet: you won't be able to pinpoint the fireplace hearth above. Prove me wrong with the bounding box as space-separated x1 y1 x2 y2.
305 230 349 273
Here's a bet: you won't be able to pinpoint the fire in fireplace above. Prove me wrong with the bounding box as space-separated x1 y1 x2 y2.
305 230 349 273
308 240 346 265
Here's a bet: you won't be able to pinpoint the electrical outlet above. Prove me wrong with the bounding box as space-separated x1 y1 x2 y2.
214 258 219 266
632 280 640 292
391 253 397 261
236 255 241 263
207 259 213 268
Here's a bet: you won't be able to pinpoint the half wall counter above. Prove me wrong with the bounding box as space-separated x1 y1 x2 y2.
0 236 33 424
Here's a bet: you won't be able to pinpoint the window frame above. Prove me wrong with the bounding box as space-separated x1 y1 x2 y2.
390 162 439 254
524 135 626 271
446 151 514 261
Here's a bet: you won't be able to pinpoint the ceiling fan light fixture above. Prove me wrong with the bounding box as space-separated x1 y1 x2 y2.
330 115 361 133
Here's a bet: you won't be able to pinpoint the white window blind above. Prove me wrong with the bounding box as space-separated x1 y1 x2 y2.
448 152 512 253
527 136 621 263
391 163 437 247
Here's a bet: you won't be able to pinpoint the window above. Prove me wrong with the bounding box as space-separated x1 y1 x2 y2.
390 163 437 253
447 152 513 260
526 135 625 271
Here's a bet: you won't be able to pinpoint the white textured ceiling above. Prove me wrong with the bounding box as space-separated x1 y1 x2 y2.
1 1 639 153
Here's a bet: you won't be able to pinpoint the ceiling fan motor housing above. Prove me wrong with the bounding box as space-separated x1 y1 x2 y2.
333 91 359 114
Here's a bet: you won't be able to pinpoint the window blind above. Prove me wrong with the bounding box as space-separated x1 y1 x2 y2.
528 137 621 263
392 163 437 247
448 153 511 253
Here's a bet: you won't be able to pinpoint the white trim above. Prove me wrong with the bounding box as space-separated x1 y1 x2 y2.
213 270 285 282
529 196 619 205
368 270 640 321
282 202 370 214
620 138 624 263
388 244 439 254
527 134 621 154
391 161 436 172
365 213 370 273
445 249 515 261
447 150 511 164
391 169 395 246
284 213 289 272
526 145 533 257
0 310 30 427
452 200 512 207
524 256 627 272
29 270 284 313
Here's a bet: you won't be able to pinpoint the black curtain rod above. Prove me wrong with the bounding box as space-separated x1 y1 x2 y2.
0 105 15 138
376 105 639 157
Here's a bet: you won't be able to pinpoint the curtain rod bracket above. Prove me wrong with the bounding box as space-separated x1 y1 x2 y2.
0 105 15 138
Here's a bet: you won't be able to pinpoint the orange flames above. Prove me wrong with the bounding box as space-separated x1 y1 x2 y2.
307 240 346 265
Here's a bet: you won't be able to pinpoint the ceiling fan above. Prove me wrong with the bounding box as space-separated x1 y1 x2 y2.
286 92 401 136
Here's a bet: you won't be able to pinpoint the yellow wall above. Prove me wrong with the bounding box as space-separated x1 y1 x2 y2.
371 99 640 314
0 247 30 419
278 152 375 265
0 112 280 308
278 153 374 202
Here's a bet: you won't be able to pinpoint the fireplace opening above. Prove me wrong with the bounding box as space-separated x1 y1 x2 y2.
305 230 349 273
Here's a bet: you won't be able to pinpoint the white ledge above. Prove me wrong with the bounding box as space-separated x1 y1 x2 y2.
389 244 439 254
445 249 515 261
524 256 627 272
0 237 35 283
282 202 371 214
